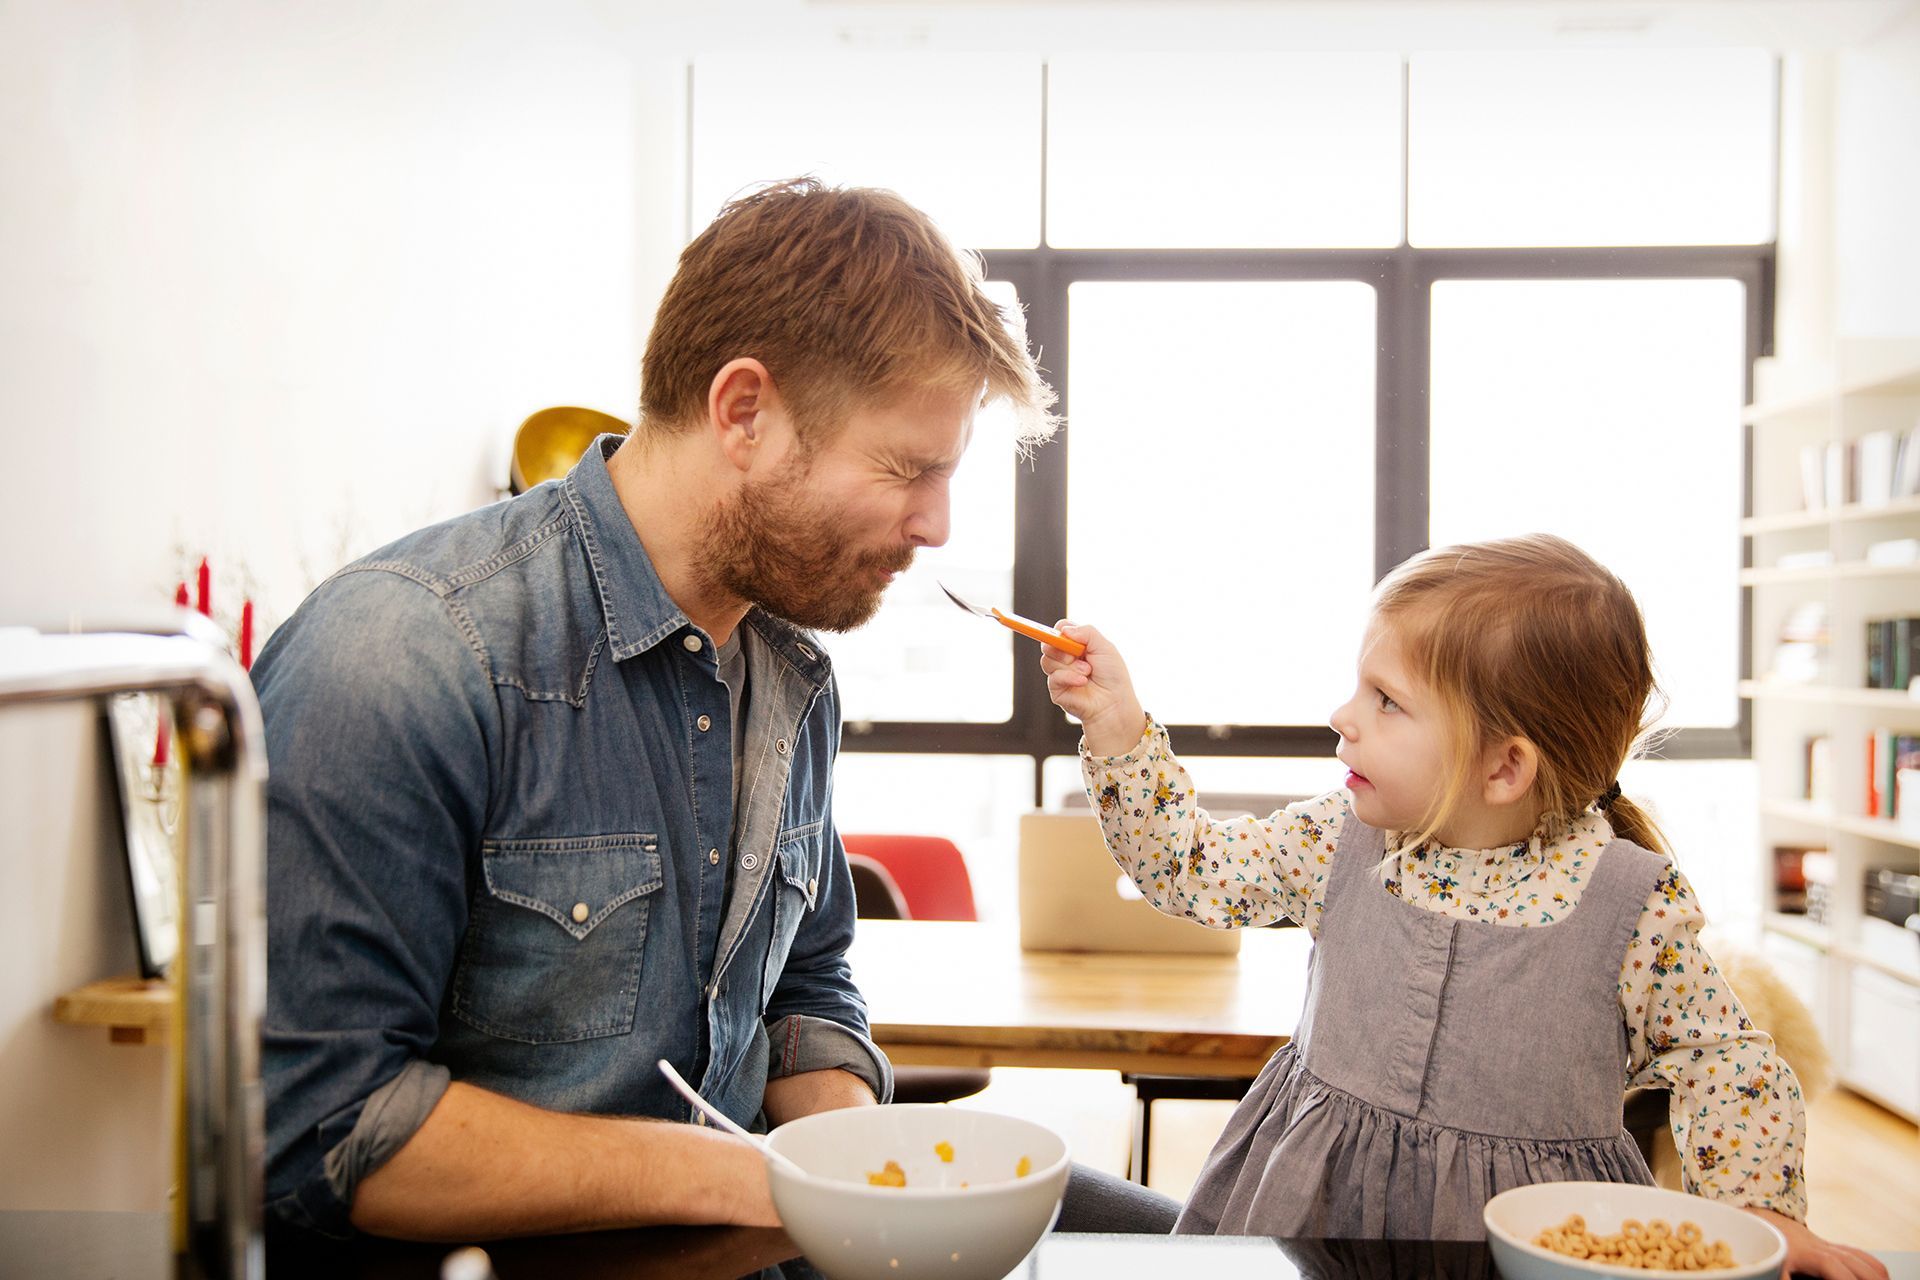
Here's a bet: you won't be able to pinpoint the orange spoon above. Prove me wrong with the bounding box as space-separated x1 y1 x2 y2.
938 582 1087 658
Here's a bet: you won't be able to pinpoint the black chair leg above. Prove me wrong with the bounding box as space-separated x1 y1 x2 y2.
1130 1094 1154 1185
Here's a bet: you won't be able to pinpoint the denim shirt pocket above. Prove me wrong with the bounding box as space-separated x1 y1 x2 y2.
451 834 663 1044
761 821 825 1000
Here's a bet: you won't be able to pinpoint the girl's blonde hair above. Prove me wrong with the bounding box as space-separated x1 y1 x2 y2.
1372 533 1669 854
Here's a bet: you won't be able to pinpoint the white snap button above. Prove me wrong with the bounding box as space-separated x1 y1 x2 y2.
571 902 589 924
683 634 703 653
807 877 818 897
775 738 789 755
696 714 712 732
708 848 720 865
742 852 759 871
798 643 816 659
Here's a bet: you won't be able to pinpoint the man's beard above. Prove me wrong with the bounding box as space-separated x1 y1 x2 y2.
695 458 915 632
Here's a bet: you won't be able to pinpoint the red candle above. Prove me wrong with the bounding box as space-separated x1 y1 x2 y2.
239 600 254 670
196 558 211 616
174 582 189 608
153 716 170 767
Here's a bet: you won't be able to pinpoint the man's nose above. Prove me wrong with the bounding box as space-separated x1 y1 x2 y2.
906 478 952 549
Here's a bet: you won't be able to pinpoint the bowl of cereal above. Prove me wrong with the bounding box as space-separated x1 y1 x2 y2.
764 1102 1070 1280
1483 1182 1787 1280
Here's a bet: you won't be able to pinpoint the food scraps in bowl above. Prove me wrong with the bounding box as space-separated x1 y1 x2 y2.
863 1144 1035 1188
865 1160 907 1187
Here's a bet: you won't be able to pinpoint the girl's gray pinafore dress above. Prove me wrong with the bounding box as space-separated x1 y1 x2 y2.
1175 817 1666 1240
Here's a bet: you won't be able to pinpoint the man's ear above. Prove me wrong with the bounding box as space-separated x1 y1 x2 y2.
1482 736 1540 808
708 358 774 472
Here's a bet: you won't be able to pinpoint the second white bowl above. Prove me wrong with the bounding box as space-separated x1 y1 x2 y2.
1484 1181 1786 1280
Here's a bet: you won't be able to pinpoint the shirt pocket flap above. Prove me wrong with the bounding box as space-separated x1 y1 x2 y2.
775 821 825 911
481 834 664 940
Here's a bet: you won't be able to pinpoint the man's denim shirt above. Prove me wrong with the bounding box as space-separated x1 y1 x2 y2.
255 436 892 1236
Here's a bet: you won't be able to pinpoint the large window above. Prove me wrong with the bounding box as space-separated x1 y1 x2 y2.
689 49 1774 899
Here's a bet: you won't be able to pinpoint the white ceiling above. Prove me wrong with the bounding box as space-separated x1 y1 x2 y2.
601 0 1917 53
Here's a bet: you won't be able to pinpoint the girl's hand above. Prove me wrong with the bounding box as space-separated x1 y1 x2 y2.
1740 1206 1888 1280
1040 622 1148 757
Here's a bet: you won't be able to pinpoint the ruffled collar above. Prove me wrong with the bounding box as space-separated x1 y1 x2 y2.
1386 810 1614 897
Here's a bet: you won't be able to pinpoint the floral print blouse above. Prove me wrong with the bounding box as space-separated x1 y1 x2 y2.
1083 719 1809 1221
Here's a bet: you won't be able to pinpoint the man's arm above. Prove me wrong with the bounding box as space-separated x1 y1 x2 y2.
349 1082 778 1241
763 1067 876 1126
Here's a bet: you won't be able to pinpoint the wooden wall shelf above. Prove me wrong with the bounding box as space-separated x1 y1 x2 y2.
52 976 175 1045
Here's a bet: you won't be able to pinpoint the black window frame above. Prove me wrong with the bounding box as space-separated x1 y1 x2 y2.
810 61 1776 800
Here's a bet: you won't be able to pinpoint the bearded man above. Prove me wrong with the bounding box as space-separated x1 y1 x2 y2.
255 180 1178 1243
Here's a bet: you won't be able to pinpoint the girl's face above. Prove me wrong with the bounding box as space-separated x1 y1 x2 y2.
1328 617 1454 835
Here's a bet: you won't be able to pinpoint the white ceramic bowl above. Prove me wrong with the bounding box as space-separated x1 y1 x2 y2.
1484 1182 1786 1280
765 1103 1070 1280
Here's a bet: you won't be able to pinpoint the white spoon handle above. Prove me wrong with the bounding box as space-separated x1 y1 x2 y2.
657 1059 806 1176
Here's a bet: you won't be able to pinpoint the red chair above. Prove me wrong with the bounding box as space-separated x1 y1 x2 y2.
841 834 978 922
841 833 988 1103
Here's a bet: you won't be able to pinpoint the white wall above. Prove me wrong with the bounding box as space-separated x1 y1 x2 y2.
0 701 173 1211
1833 3 1920 338
0 0 683 1212
0 0 679 635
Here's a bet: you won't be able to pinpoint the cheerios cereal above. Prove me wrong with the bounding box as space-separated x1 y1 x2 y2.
934 1141 954 1163
1532 1213 1738 1271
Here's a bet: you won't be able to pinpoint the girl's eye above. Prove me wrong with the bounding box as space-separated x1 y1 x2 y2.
1377 690 1400 713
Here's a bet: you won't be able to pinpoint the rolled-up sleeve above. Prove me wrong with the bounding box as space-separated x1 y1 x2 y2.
765 1013 892 1103
255 568 495 1236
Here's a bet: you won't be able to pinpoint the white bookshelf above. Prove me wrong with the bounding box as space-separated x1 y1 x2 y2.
1745 338 1920 1122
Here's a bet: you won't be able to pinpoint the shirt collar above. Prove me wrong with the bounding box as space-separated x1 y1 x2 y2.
561 434 834 686
1391 809 1614 894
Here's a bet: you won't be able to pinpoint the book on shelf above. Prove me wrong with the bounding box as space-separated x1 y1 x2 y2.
1825 441 1851 508
1804 850 1837 924
1806 734 1832 806
1796 419 1920 514
1799 444 1825 512
1898 426 1920 500
1861 616 1920 690
1772 844 1826 915
1860 430 1899 507
1866 730 1920 818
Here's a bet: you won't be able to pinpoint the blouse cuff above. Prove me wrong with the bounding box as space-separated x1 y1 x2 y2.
1077 714 1162 769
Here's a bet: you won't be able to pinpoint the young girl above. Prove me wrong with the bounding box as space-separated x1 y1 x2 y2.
1043 535 1885 1279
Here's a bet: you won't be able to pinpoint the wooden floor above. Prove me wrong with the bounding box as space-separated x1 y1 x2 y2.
957 1071 1920 1248
1800 1088 1920 1249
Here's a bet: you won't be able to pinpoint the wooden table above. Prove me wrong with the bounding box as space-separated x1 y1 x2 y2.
54 919 1313 1076
847 919 1312 1079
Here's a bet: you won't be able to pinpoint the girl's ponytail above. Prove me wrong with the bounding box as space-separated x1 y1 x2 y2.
1601 792 1669 857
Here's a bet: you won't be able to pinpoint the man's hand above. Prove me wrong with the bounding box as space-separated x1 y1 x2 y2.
763 1068 877 1127
1740 1206 1888 1280
1040 623 1148 757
